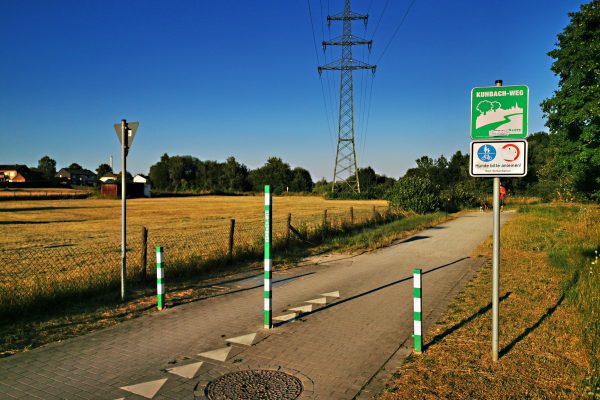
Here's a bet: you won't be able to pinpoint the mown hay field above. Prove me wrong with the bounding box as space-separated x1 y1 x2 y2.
0 195 388 314
0 195 388 249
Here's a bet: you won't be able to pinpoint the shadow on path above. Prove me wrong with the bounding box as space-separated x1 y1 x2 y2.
169 272 316 307
275 257 471 326
424 291 512 351
400 235 430 244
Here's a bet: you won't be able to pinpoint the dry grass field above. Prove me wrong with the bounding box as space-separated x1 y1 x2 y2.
0 195 388 314
0 187 91 199
0 195 387 249
381 204 599 399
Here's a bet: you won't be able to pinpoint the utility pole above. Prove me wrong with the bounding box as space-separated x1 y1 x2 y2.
319 0 376 193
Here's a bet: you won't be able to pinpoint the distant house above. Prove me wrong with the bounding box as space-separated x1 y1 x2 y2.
133 174 149 183
99 173 118 183
56 168 98 186
133 174 152 197
0 165 43 183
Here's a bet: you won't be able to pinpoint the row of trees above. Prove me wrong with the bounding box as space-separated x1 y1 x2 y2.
145 127 568 207
385 130 587 213
148 155 314 194
35 157 90 180
146 153 400 196
34 156 129 183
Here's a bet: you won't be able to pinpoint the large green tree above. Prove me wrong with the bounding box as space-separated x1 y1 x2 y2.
248 157 293 194
37 155 56 180
222 156 250 192
289 167 313 192
149 153 171 190
96 163 113 178
541 1 600 200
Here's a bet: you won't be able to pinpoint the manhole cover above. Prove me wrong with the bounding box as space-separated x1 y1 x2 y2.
205 369 303 400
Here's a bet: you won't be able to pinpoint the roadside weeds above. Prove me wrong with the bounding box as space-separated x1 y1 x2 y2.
380 204 599 399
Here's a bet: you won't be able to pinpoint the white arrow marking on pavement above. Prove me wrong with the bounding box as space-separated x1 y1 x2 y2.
198 347 232 362
273 313 297 322
166 361 204 379
305 297 328 305
120 378 168 399
288 305 313 313
320 291 340 298
225 333 257 346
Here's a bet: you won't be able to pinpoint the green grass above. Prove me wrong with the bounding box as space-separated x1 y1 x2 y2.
322 212 449 250
507 205 599 396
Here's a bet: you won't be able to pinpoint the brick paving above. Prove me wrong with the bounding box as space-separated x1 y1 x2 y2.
0 212 512 399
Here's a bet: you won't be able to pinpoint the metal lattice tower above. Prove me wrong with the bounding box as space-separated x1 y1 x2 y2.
319 0 376 193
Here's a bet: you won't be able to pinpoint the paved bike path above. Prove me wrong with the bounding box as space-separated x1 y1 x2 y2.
0 211 511 399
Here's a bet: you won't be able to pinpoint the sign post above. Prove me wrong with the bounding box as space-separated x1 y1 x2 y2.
114 119 139 302
470 80 528 362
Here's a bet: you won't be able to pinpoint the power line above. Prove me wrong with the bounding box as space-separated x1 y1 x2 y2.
369 0 391 40
375 0 416 64
307 0 336 146
362 75 375 163
307 0 322 64
319 0 326 42
366 0 375 17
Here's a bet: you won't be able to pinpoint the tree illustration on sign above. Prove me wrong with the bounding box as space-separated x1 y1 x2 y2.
475 100 524 131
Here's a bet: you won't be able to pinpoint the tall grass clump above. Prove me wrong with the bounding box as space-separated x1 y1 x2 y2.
520 204 599 396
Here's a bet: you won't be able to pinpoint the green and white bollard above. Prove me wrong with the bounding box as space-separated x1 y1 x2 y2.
264 185 272 329
156 246 164 310
413 268 422 353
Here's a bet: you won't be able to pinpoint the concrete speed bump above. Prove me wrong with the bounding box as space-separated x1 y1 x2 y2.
120 378 168 399
197 347 233 362
273 313 298 322
166 361 204 379
225 333 257 346
288 305 313 313
305 297 329 305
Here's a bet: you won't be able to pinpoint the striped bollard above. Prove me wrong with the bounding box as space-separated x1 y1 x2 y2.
413 268 422 353
264 185 272 329
156 246 165 310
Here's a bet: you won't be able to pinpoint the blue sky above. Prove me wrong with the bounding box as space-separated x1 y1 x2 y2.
0 0 580 180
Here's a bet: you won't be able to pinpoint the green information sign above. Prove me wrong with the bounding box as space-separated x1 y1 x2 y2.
471 85 528 139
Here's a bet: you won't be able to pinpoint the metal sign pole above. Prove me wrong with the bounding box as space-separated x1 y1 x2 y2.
113 118 138 302
492 80 502 361
121 119 127 302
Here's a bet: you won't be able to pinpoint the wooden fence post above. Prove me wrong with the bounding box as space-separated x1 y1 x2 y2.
228 219 235 264
140 226 148 281
350 207 354 225
323 209 328 229
286 213 292 247
372 205 378 222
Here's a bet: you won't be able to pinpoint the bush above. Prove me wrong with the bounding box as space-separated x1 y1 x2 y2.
440 181 480 212
386 176 440 214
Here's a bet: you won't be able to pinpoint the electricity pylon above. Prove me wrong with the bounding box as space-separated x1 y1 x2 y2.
319 0 376 193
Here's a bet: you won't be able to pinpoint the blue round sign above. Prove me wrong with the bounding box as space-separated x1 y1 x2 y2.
477 144 496 162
